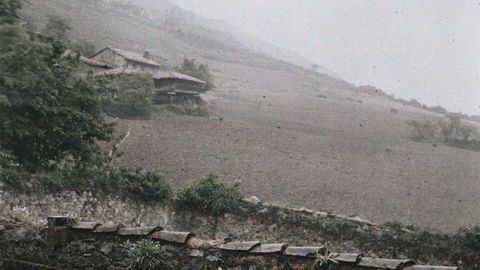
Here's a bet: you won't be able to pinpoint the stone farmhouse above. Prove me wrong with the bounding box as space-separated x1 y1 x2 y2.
90 47 161 73
82 47 206 106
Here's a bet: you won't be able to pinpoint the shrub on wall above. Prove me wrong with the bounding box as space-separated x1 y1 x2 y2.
0 165 173 204
178 174 242 215
110 167 173 203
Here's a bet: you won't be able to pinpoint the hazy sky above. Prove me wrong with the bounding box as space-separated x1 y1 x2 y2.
171 0 480 114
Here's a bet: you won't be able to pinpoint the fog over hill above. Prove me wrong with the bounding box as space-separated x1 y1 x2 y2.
123 0 341 79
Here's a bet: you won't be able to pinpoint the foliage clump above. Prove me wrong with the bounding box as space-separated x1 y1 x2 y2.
123 239 166 270
0 0 114 172
108 167 173 203
177 58 215 91
1 165 173 204
105 74 154 119
322 217 355 240
407 114 480 151
72 38 96 57
454 225 480 251
178 174 242 215
44 14 71 41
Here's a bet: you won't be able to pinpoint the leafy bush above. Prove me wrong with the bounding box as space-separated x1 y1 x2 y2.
178 174 242 215
109 167 173 203
0 166 30 191
407 114 480 151
454 225 480 251
105 74 154 118
44 14 71 41
123 239 166 270
177 58 215 91
322 218 355 240
72 38 96 57
407 119 436 141
0 164 172 204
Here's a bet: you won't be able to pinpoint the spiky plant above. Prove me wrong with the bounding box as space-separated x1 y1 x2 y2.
312 249 339 270
122 239 166 270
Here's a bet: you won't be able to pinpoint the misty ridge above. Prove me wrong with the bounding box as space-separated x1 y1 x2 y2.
0 0 479 269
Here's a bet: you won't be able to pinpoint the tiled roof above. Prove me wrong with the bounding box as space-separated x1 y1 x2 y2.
80 56 115 69
94 68 146 77
91 47 161 67
154 71 206 84
47 216 459 270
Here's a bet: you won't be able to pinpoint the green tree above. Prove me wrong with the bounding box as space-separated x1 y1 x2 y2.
0 0 21 46
104 74 154 118
44 14 71 41
0 3 114 171
177 58 215 91
72 38 96 57
0 0 21 24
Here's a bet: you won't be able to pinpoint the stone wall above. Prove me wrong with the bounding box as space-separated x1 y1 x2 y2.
0 217 457 270
0 188 467 268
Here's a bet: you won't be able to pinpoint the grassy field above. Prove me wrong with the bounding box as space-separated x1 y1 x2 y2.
23 0 480 232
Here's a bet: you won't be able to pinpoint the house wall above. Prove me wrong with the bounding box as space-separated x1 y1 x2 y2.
154 79 203 92
175 81 204 92
91 49 127 68
126 60 159 73
78 63 111 75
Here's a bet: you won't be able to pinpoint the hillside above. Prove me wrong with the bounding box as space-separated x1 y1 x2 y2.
130 0 341 78
21 0 480 232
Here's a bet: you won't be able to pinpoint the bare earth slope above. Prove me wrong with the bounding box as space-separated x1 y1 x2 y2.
117 62 480 232
23 0 480 232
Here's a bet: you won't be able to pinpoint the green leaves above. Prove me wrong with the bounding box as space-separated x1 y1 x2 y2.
122 240 166 270
110 167 173 203
0 0 22 25
177 58 215 91
178 174 242 215
0 10 114 171
104 74 154 119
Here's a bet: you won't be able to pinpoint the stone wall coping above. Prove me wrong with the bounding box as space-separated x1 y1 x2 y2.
46 216 459 270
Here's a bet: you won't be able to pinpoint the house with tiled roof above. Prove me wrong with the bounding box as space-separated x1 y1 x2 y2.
152 71 206 106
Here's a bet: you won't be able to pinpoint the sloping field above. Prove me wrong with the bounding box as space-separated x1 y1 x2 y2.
116 61 480 232
22 0 480 232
